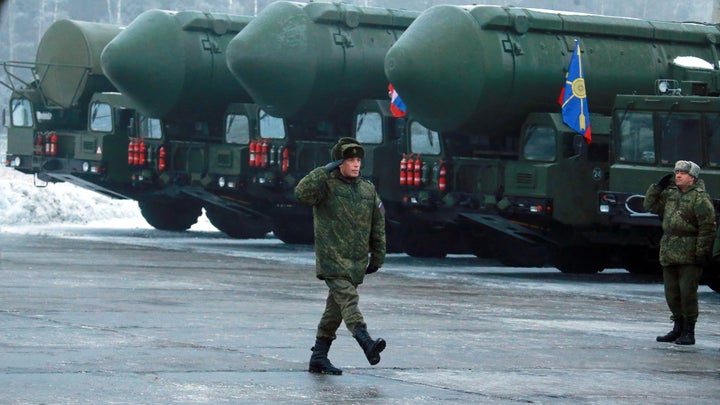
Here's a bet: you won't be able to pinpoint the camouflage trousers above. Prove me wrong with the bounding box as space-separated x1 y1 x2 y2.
316 278 367 340
662 264 703 323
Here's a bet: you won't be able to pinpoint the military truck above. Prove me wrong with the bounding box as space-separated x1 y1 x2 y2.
98 9 279 236
1 20 165 202
227 1 614 262
3 82 161 200
3 19 122 186
101 8 369 241
595 76 720 292
384 4 720 272
226 1 480 254
1 17 215 231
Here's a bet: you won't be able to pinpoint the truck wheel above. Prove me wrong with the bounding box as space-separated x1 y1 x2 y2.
273 221 314 244
622 250 662 275
705 275 720 293
554 248 605 274
138 198 202 231
385 222 406 254
403 230 447 258
205 205 271 239
497 243 547 267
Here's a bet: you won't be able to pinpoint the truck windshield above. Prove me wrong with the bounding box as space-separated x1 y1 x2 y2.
617 111 654 164
658 112 701 165
225 113 250 144
139 116 162 139
523 125 556 162
90 102 112 132
410 121 440 155
707 113 720 167
355 111 382 144
10 98 32 127
259 110 285 139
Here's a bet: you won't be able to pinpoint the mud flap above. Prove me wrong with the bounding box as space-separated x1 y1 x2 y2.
460 213 553 267
459 213 554 246
180 187 270 220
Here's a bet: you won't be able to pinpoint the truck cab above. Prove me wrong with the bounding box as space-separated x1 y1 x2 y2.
5 89 161 199
201 103 345 243
598 93 720 274
351 99 454 256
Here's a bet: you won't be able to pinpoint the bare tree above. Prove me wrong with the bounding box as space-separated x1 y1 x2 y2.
7 0 16 61
105 0 123 24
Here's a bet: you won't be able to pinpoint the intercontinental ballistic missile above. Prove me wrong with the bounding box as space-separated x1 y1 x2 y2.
101 9 253 121
36 19 122 108
384 5 720 132
226 1 418 120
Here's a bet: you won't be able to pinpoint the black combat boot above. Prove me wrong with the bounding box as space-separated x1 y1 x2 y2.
354 327 386 365
656 319 683 342
308 338 342 375
674 320 695 345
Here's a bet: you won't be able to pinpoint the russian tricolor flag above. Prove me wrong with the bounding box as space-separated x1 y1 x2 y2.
388 83 407 118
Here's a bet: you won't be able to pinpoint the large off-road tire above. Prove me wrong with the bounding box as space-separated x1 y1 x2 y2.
273 219 314 244
205 205 271 239
622 249 662 275
402 229 447 258
705 275 720 293
385 222 406 254
554 247 605 274
138 198 202 231
496 243 547 267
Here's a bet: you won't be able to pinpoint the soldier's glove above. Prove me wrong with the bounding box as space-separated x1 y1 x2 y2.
324 159 344 172
656 173 672 189
365 265 380 274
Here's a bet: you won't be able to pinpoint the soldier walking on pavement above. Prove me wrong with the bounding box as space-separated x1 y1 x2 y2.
295 137 387 375
644 160 716 345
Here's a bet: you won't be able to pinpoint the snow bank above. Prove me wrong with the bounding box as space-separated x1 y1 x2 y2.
1 134 215 231
0 164 144 226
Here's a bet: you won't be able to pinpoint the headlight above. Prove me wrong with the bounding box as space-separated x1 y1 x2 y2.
218 177 226 188
12 156 21 167
82 161 90 172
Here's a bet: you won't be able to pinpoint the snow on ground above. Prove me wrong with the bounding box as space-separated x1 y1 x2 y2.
0 164 214 230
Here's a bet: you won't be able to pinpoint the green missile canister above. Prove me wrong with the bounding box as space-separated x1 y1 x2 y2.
101 9 253 121
226 1 417 120
35 19 122 108
385 5 720 132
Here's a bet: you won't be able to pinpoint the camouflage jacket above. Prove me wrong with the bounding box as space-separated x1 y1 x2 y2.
295 167 386 284
644 179 716 266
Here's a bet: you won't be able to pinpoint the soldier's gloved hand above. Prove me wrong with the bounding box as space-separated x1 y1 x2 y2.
656 173 672 189
324 159 344 172
365 265 379 274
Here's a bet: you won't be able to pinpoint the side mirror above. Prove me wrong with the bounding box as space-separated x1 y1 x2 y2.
572 134 585 156
392 117 406 141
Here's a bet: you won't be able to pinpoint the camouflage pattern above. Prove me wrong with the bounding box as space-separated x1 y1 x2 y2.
317 278 366 339
713 226 720 258
662 264 703 322
643 179 716 266
295 166 386 285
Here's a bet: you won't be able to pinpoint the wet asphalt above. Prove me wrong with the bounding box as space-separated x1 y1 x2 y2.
1 229 719 404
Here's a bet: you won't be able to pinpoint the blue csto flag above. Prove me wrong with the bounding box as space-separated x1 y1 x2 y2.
559 40 592 144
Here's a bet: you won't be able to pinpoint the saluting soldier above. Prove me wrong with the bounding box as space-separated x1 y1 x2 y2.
644 160 716 345
295 137 386 375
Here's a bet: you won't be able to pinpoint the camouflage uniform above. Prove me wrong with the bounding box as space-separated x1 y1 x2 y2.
295 165 386 339
644 178 715 323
